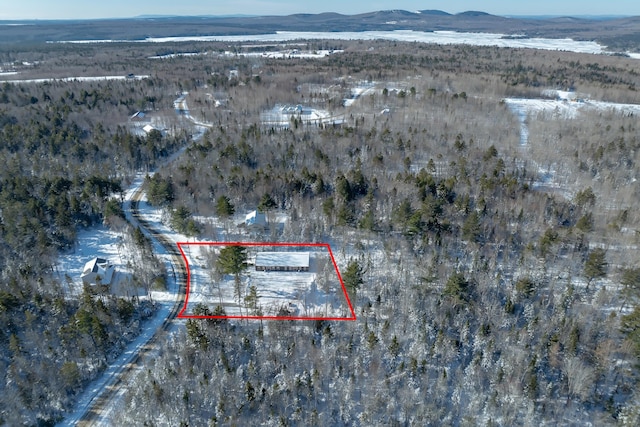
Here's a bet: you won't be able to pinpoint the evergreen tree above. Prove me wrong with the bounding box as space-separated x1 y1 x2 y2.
216 195 235 218
216 246 248 277
342 259 364 294
584 248 607 285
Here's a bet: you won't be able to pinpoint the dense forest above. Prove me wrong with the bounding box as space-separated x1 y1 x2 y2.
0 53 186 424
1 39 640 425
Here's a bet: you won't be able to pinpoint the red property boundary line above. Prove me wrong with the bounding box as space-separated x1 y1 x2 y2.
176 242 357 321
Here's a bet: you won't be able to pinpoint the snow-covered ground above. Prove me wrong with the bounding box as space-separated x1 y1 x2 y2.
0 75 149 84
260 104 345 128
54 225 143 297
343 81 376 106
59 175 182 426
505 90 640 145
504 89 640 198
148 52 203 59
182 245 350 318
55 30 619 56
173 92 215 129
54 175 182 303
223 49 343 59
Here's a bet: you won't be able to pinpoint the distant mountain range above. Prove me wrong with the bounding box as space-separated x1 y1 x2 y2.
1 9 640 51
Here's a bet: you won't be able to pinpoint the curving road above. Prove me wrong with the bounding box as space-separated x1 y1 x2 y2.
62 184 188 426
63 92 202 426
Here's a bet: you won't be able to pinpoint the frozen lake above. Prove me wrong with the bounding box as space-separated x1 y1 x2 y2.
55 30 617 56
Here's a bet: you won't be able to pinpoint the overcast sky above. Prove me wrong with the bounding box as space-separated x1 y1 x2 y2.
1 1 639 20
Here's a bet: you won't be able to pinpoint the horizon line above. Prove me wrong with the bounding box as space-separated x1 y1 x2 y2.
0 10 636 22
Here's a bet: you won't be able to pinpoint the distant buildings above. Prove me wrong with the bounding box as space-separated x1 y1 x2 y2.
130 111 146 121
80 257 115 285
142 124 157 134
260 104 342 129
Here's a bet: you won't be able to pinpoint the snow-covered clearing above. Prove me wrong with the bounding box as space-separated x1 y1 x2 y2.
260 104 345 128
148 52 203 59
146 30 608 53
505 93 640 125
54 224 144 297
223 49 343 59
343 81 376 106
181 244 352 319
504 89 640 199
55 174 181 302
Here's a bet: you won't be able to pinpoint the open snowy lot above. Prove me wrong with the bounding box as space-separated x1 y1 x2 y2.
504 89 640 198
180 245 352 319
505 91 640 124
260 104 344 128
54 225 142 297
223 49 343 59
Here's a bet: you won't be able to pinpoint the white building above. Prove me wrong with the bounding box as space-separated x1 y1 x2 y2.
80 257 115 285
255 252 310 272
142 124 156 134
243 210 267 227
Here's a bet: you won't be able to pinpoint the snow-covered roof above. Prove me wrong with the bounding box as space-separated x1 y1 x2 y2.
255 252 310 268
245 210 266 225
80 257 115 285
82 257 109 274
143 124 156 134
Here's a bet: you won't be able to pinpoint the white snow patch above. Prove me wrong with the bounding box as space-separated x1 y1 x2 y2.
0 75 149 84
223 49 342 59
148 52 203 59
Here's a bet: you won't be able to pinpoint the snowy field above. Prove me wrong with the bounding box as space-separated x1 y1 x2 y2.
343 81 377 106
141 31 607 55
504 89 640 198
55 175 177 302
260 104 344 128
223 49 343 59
181 245 351 319
54 225 144 297
505 89 640 146
505 93 640 123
